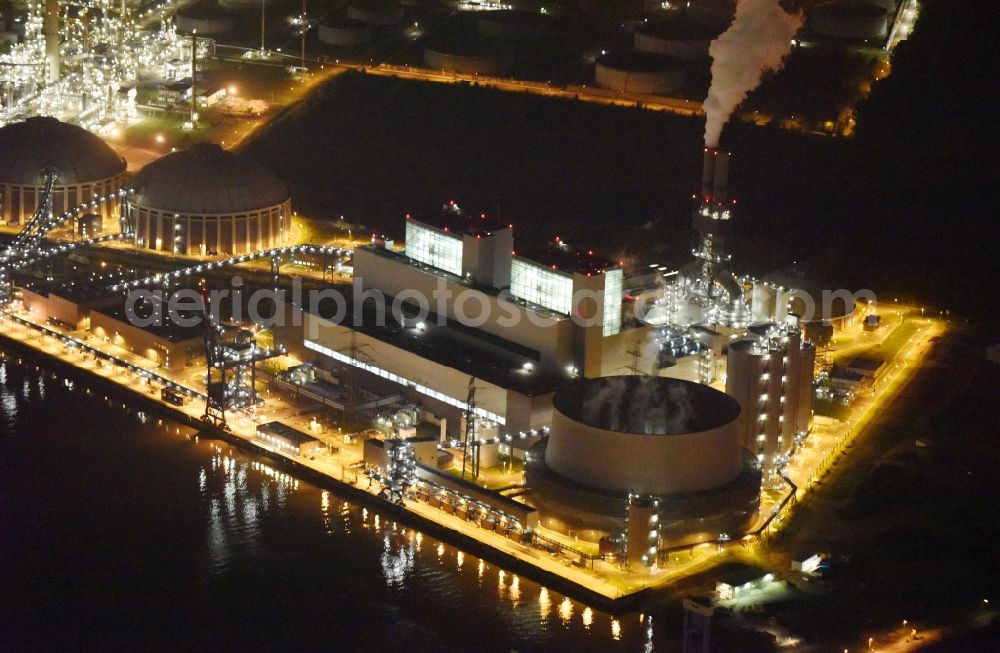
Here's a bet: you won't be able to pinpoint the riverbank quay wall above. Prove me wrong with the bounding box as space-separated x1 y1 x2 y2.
0 328 649 611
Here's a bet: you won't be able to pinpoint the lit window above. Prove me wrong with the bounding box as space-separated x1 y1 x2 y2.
602 268 623 336
405 220 462 275
510 259 572 314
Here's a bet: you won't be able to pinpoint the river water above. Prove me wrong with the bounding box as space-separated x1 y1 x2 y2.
0 351 676 652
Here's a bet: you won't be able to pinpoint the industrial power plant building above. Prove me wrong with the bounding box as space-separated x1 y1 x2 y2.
726 321 815 481
277 206 624 434
266 148 819 554
126 143 290 256
526 376 761 546
0 117 126 228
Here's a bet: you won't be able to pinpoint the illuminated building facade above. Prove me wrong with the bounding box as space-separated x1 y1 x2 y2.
355 209 623 379
275 205 625 436
127 143 289 256
725 320 815 482
405 218 464 276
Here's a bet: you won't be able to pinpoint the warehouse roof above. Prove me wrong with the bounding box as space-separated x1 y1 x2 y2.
257 421 321 446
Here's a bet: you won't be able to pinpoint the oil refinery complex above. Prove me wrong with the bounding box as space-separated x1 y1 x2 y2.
0 0 938 607
0 0 208 132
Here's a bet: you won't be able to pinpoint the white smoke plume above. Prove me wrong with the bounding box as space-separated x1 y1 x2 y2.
581 377 699 435
703 0 803 147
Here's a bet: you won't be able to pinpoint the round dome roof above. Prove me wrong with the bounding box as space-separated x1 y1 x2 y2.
0 117 126 186
131 143 290 215
553 376 740 436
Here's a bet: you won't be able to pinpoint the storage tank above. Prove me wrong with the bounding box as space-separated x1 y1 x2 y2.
727 321 815 480
526 376 760 543
595 51 686 95
0 116 126 227
726 337 783 470
423 33 501 75
796 341 815 434
634 18 720 60
318 19 371 46
126 143 290 256
751 281 779 323
546 376 742 494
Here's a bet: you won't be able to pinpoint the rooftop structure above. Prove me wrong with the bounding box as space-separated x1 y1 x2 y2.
256 422 324 457
377 211 624 371
516 239 619 277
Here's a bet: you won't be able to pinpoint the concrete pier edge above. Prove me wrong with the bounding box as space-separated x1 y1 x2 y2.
0 331 649 612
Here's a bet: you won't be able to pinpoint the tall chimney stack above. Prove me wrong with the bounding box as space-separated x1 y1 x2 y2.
44 0 60 83
190 31 198 127
701 147 730 204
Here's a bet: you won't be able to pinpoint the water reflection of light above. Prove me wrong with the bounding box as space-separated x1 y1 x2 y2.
22 378 30 399
436 543 445 559
498 569 507 599
201 450 297 573
37 374 45 400
582 607 593 630
380 532 415 589
478 559 485 584
1 390 17 428
509 574 521 606
539 587 551 622
374 514 381 531
340 502 352 535
611 618 622 640
457 551 464 569
320 491 333 534
644 615 655 653
559 597 573 624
